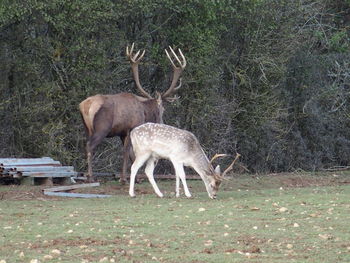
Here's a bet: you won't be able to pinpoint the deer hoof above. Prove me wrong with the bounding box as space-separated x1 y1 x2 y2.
185 192 192 198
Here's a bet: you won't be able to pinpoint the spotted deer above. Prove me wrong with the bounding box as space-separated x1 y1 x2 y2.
129 123 240 199
79 43 186 183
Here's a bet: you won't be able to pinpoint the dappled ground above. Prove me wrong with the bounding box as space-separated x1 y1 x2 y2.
0 171 349 201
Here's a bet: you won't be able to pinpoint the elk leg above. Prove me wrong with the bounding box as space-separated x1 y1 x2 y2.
86 143 93 182
86 132 108 183
86 141 95 183
120 134 129 185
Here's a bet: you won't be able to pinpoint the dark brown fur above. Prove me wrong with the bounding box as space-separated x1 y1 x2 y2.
79 92 163 183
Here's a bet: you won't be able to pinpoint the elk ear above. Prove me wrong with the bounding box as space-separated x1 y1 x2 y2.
214 165 221 175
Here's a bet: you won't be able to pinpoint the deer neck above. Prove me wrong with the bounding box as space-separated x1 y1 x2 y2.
191 150 214 185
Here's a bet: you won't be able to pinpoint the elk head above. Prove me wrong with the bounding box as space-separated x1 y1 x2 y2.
126 43 187 105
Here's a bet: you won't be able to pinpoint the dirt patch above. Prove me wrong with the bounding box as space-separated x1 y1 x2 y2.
30 237 124 249
270 173 350 188
0 185 49 201
236 235 267 246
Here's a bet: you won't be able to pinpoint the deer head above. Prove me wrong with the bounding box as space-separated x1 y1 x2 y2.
208 153 241 198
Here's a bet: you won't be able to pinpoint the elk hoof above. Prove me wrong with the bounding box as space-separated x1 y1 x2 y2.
87 177 95 183
119 178 127 185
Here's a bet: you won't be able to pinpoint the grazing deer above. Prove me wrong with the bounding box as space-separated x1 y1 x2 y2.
79 44 186 183
129 123 241 199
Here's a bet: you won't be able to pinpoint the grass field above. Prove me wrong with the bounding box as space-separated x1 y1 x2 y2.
0 172 349 262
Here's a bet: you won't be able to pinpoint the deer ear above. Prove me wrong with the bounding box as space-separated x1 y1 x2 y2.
214 165 221 175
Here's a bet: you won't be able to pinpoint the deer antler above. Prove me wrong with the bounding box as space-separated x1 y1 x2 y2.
210 153 228 164
222 153 241 178
126 43 152 99
162 46 187 100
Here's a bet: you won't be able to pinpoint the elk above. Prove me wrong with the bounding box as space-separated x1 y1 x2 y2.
79 43 186 183
129 123 241 199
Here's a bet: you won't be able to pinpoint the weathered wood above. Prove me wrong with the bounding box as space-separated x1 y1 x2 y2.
2 166 75 171
43 182 100 192
0 157 60 166
43 192 112 198
20 171 78 177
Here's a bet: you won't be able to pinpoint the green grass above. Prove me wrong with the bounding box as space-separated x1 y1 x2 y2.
0 174 350 262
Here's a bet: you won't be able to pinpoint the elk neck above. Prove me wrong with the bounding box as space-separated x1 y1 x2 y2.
141 98 164 124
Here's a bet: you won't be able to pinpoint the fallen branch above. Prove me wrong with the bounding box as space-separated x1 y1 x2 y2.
42 182 112 198
43 182 100 192
43 192 112 198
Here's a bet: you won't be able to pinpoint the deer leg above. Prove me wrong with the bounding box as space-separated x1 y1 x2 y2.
145 157 163 198
172 162 191 198
129 153 150 197
175 174 180 197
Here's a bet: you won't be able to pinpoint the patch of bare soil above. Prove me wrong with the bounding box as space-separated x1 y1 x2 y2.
0 185 49 201
269 173 350 188
30 237 124 249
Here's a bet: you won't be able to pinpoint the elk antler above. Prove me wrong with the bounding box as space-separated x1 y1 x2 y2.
162 46 187 100
126 43 152 99
222 153 241 178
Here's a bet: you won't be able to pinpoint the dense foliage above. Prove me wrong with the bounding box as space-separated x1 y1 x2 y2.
1 0 349 173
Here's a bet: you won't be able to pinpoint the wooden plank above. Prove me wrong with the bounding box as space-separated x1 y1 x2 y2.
43 192 112 198
3 166 75 171
0 157 54 162
43 182 100 192
0 157 60 166
21 171 78 177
